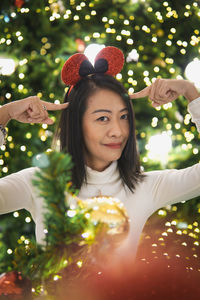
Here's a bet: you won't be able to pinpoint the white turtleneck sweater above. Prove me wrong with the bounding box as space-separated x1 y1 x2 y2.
0 97 200 259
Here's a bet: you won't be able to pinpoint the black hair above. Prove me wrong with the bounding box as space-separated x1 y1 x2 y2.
53 74 145 192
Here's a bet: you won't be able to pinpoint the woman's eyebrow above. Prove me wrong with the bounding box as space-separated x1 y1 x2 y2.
92 108 128 114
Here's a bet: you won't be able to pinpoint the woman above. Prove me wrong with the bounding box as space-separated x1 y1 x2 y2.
0 47 200 263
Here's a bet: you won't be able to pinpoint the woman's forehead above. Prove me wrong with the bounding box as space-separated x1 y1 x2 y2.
86 89 127 111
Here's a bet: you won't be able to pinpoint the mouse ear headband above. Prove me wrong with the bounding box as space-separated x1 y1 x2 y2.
61 46 124 93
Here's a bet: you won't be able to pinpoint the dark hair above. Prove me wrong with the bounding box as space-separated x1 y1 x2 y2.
53 74 145 192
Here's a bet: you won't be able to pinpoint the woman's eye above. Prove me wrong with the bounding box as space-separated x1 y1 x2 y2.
121 114 129 120
97 116 109 122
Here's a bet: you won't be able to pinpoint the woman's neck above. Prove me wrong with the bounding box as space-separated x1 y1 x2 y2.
85 157 113 172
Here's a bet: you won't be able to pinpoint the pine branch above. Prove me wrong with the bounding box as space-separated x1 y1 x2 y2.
11 150 102 294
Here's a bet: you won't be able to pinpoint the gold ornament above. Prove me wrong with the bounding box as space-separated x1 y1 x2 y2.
78 196 130 247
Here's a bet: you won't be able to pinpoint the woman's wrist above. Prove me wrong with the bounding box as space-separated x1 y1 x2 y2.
183 81 200 103
0 104 11 127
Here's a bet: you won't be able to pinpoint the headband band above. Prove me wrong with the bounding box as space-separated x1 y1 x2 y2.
61 46 124 90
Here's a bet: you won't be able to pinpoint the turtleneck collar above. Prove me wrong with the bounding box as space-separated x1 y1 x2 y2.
85 161 120 185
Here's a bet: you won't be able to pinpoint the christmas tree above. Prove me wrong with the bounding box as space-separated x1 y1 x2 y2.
0 0 200 297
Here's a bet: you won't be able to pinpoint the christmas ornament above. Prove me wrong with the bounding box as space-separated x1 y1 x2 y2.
0 271 31 299
78 196 130 247
0 271 22 296
14 0 24 8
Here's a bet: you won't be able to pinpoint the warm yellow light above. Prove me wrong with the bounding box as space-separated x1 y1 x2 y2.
77 260 83 268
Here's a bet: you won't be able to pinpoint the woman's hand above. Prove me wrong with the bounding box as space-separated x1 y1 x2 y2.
4 96 68 125
130 78 200 107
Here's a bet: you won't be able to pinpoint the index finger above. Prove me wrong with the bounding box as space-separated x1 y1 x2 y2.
129 86 151 99
40 101 69 111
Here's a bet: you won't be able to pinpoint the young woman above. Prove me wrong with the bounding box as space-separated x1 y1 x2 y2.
0 47 200 264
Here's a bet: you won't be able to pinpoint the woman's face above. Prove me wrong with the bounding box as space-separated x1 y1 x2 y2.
82 89 129 171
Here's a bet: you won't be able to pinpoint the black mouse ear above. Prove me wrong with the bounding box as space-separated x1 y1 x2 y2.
95 46 124 76
94 58 108 74
79 60 95 76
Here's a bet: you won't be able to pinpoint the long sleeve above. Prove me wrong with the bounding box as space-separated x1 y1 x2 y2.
0 131 5 146
0 166 48 244
0 167 37 214
146 96 200 212
188 96 200 133
145 163 200 214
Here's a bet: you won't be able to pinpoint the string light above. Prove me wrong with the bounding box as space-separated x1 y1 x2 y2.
13 211 19 218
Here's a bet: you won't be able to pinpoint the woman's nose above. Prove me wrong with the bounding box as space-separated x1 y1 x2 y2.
108 120 123 137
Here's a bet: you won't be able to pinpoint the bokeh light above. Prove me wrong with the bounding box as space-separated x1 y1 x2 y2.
84 43 105 65
147 132 172 164
0 58 15 75
185 58 200 88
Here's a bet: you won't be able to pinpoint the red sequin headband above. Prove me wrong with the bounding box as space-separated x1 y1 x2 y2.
61 46 124 93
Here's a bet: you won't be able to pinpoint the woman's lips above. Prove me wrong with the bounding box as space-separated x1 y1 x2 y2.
104 143 122 149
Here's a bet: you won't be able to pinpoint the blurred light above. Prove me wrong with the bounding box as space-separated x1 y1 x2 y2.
177 222 188 229
128 70 134 76
4 15 10 22
13 211 19 217
158 209 167 216
77 260 83 268
126 49 139 62
5 93 11 99
127 38 134 45
84 43 105 65
0 159 4 165
147 132 172 163
20 145 26 151
67 210 76 217
82 231 91 238
0 58 15 75
2 167 8 173
185 59 200 88
25 217 31 223
19 73 25 79
116 73 122 80
85 213 90 219
32 153 49 168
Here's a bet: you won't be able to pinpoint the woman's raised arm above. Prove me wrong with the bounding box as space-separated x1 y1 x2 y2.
0 104 11 127
0 96 69 145
0 96 68 125
130 78 200 106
